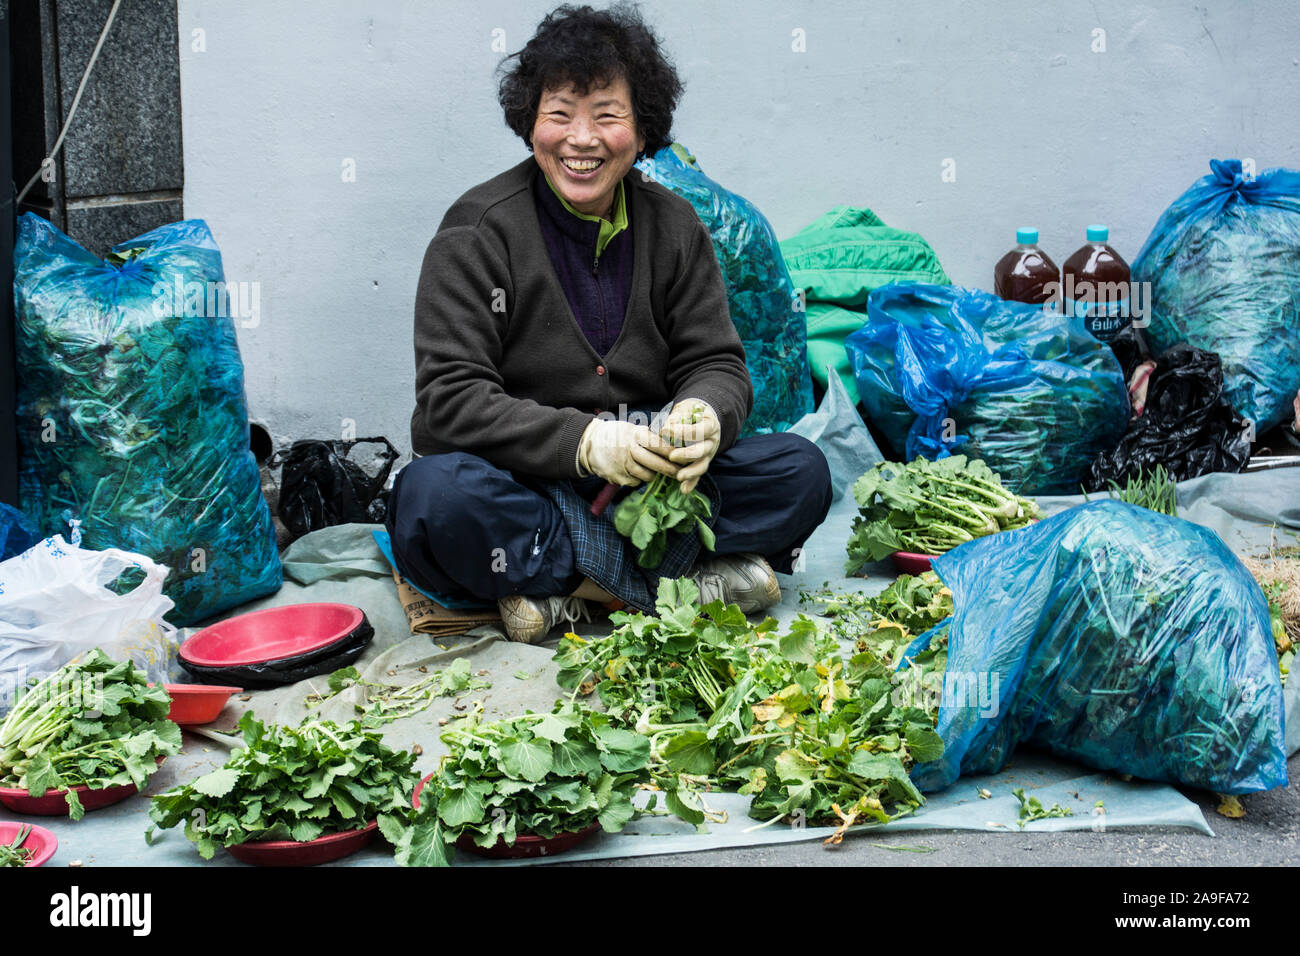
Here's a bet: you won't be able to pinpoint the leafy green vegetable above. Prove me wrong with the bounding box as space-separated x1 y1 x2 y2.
555 578 948 839
147 712 418 860
612 474 715 569
397 700 679 866
802 572 954 660
0 649 182 820
611 404 716 568
304 658 490 726
1083 464 1178 516
0 824 34 867
1013 788 1074 828
846 456 1040 571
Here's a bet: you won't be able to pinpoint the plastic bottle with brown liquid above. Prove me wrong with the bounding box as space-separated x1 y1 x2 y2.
993 228 1059 306
1062 225 1131 342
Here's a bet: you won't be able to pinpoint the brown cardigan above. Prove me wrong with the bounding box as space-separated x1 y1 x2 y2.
409 155 753 478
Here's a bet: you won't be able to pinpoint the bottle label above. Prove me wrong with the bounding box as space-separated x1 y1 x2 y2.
1066 295 1130 341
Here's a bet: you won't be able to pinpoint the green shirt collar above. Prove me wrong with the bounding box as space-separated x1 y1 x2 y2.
543 175 628 258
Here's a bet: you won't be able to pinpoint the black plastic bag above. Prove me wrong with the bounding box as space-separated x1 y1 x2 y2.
276 438 399 539
1086 327 1251 489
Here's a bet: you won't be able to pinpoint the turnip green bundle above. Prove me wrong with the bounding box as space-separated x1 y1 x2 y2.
845 283 1129 494
905 500 1286 796
634 143 814 435
1133 158 1300 433
13 214 281 625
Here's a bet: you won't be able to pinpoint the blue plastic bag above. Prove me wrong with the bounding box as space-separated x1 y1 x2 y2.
907 500 1287 796
1133 159 1300 433
0 503 38 561
13 213 282 624
635 144 814 435
845 284 1129 494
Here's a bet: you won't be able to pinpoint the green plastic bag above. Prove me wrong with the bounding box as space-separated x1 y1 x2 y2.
781 207 949 404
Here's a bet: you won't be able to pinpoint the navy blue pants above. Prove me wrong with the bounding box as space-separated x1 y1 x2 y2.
385 433 833 602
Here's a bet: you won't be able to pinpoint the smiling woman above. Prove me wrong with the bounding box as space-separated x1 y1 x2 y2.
532 79 641 220
387 2 833 643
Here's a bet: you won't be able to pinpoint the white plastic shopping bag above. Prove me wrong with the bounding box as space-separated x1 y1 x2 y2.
0 535 179 714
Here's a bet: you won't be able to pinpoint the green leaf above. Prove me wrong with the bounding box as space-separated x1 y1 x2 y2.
533 710 580 744
665 787 705 825
327 666 361 693
904 723 945 764
550 739 602 777
695 517 716 552
594 726 650 773
377 812 406 847
777 618 821 664
774 749 817 784
390 816 452 868
596 795 637 832
24 754 60 796
291 819 325 842
847 751 906 781
499 738 554 782
661 731 716 775
438 783 488 828
631 511 658 550
191 767 242 799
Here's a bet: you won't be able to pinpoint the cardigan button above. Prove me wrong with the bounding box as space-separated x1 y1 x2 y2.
595 365 606 376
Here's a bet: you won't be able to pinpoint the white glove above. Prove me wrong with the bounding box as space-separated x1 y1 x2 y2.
658 399 722 495
578 418 679 486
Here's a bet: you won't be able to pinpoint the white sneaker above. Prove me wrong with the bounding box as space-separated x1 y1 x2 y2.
497 594 592 644
690 553 782 615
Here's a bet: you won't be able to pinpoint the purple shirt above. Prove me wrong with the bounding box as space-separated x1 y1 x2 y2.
534 168 634 357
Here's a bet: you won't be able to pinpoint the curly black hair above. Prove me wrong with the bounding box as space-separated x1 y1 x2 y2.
498 2 683 160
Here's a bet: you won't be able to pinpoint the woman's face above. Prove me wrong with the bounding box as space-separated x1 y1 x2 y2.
532 75 645 219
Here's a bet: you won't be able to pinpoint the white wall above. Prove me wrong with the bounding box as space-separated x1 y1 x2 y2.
176 0 1300 456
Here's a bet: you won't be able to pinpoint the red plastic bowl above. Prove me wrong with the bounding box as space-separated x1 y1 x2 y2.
412 774 601 860
0 756 166 816
225 820 378 867
180 603 366 668
164 684 242 726
890 550 937 575
0 822 58 867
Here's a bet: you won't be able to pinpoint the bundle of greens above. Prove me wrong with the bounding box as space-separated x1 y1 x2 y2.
802 572 954 659
304 658 491 726
0 649 182 819
395 700 673 867
0 825 34 867
147 712 418 859
555 578 947 837
1084 464 1179 516
612 405 716 568
846 456 1040 571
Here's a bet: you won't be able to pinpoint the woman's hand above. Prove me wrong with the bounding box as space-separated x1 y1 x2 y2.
659 399 721 494
579 418 680 486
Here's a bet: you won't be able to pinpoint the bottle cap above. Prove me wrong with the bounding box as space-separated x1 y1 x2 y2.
1086 224 1109 242
1016 227 1039 245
